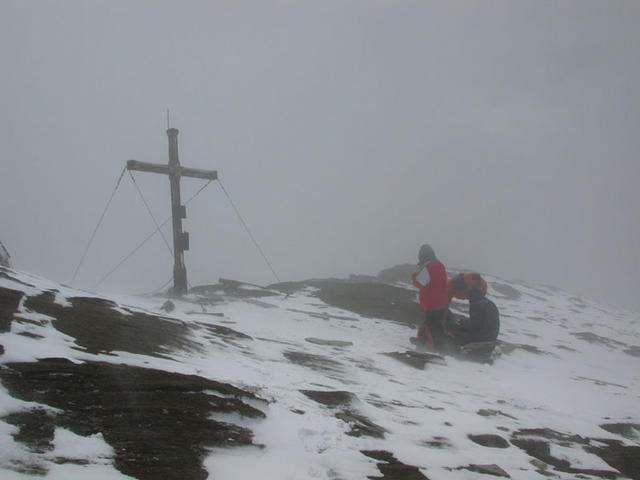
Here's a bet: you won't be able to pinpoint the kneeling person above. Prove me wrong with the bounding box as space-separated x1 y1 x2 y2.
448 286 499 348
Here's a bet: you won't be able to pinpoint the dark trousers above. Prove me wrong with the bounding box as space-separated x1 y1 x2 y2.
448 325 475 348
418 309 448 352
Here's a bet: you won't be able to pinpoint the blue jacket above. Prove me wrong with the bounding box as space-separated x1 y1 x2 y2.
465 286 500 342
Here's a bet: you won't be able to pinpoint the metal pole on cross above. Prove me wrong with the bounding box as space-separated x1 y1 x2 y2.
126 129 217 296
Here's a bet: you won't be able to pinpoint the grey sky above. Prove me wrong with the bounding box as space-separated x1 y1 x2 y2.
1 1 639 311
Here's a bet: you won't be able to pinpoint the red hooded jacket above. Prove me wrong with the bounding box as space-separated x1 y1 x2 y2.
412 261 448 312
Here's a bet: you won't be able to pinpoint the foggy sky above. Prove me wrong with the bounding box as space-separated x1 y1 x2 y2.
1 1 639 312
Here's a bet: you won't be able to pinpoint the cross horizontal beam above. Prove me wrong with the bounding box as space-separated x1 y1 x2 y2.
126 160 218 180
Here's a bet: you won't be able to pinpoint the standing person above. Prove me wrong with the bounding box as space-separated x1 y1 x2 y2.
411 244 449 352
447 285 500 348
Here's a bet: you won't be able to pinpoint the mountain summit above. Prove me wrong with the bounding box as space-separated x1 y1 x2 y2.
0 265 638 479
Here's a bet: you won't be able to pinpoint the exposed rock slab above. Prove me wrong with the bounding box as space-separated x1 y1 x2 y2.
0 269 36 288
271 279 421 326
0 358 265 480
585 439 640 480
195 321 253 341
314 281 420 326
459 464 510 477
510 428 622 479
376 264 416 284
477 409 517 420
0 286 23 333
300 389 356 408
599 423 640 439
382 351 445 369
305 337 353 347
336 410 387 438
301 390 386 438
422 436 452 449
361 450 430 480
190 278 280 299
23 291 197 357
284 350 344 375
3 408 55 454
468 434 510 448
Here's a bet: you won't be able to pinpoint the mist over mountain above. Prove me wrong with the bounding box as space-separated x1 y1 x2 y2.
1 1 640 312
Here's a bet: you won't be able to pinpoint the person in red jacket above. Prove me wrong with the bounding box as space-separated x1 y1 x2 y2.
411 244 449 352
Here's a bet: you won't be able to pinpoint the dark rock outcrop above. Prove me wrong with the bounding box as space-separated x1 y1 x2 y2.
284 350 344 375
336 410 387 439
468 434 510 448
301 390 386 439
459 464 510 477
23 291 197 357
382 351 445 369
477 409 517 420
585 439 640 480
361 450 430 480
510 428 622 479
0 286 23 333
0 358 265 480
305 337 353 347
300 390 356 408
376 264 416 284
3 408 55 454
599 423 640 439
191 278 280 299
271 279 422 326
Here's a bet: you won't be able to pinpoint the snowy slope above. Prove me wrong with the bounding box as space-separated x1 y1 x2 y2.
0 265 639 480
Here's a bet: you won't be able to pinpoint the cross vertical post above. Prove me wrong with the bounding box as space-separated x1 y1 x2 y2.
167 128 188 295
126 128 218 296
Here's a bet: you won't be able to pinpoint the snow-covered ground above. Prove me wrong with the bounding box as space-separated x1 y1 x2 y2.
0 266 638 479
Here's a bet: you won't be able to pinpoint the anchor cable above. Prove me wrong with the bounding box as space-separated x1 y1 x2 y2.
70 167 126 285
128 171 174 256
92 178 214 291
91 218 172 290
217 179 281 284
136 274 173 296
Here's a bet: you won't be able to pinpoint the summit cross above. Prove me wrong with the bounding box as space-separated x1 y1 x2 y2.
126 128 217 296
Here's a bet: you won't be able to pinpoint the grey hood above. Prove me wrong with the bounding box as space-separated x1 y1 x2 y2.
418 244 437 266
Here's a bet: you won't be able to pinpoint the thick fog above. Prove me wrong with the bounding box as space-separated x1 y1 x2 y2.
1 1 639 311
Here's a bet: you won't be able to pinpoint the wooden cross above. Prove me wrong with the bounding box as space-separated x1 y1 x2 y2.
126 128 217 296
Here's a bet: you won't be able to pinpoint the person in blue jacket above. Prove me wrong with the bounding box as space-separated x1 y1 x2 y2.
447 285 500 347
